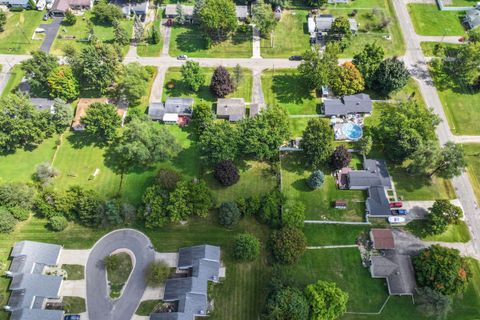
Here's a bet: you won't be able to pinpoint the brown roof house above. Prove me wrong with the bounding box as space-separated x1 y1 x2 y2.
72 98 109 131
51 0 93 15
216 98 246 122
370 229 395 250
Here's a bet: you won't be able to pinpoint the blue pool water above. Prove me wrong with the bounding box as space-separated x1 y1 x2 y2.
342 123 363 140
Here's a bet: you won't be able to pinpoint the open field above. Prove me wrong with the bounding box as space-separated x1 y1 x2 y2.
169 25 252 58
262 69 319 115
289 117 310 138
281 153 367 221
50 12 134 55
304 224 369 245
407 4 465 36
0 11 45 54
464 144 480 203
406 220 471 243
163 67 252 105
420 41 463 57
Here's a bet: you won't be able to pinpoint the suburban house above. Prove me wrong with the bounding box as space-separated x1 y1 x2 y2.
165 4 194 22
0 0 29 8
114 0 149 18
369 229 416 296
323 93 372 117
4 241 65 320
216 98 246 122
315 14 358 33
236 5 249 21
72 98 109 131
150 245 223 320
337 157 394 217
51 0 93 15
30 98 56 114
464 5 480 29
148 97 194 125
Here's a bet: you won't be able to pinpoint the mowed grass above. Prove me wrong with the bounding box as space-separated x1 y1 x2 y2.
0 11 45 54
169 25 252 58
106 252 133 284
63 296 86 314
62 264 85 280
136 300 162 316
163 67 253 105
262 69 319 115
281 153 366 221
50 12 134 55
406 220 471 243
420 41 463 57
1 65 25 97
407 4 465 36
304 224 369 246
137 10 163 57
430 65 480 135
289 117 310 138
464 143 480 203
260 10 310 58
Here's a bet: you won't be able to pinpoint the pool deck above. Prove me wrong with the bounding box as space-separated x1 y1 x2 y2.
334 122 363 141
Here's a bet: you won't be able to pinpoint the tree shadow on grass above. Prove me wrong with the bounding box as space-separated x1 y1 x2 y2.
66 131 99 148
175 28 208 53
272 73 315 105
166 80 215 102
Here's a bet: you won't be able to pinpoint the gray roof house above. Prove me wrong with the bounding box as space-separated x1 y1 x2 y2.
114 0 149 17
347 158 393 217
5 241 64 320
370 251 416 295
30 98 56 114
148 98 194 122
165 4 194 18
0 0 29 7
464 6 480 29
323 93 372 117
236 5 249 20
315 15 358 32
150 245 221 320
216 98 246 122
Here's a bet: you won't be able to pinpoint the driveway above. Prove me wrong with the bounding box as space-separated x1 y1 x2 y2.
402 199 464 223
86 229 155 320
39 17 63 53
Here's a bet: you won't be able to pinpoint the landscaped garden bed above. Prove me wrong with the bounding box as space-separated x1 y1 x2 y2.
105 252 133 299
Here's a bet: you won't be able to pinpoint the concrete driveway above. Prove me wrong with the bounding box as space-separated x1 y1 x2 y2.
86 229 155 320
59 249 90 265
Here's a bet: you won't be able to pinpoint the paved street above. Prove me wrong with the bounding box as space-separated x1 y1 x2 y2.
86 229 155 320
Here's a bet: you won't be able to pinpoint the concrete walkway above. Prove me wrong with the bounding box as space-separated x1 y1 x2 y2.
252 27 261 58
417 35 464 44
307 245 358 249
59 249 90 265
0 63 12 95
61 280 87 298
149 66 168 102
304 220 370 225
160 19 171 57
251 68 265 105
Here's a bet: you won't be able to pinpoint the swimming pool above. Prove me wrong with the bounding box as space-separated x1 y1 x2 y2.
342 122 363 140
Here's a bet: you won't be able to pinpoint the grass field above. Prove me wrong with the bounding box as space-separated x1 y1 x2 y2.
420 41 463 57
50 12 134 55
260 10 310 58
281 153 367 221
289 118 310 138
464 144 480 203
304 224 369 246
1 64 25 97
0 11 44 54
406 220 471 243
163 67 253 105
137 10 163 57
62 264 85 280
262 69 319 115
407 4 465 36
63 296 86 314
169 25 252 58
430 65 480 135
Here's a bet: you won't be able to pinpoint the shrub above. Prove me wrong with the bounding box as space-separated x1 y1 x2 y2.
270 228 306 264
330 145 352 170
210 66 235 98
258 191 283 228
236 196 262 216
145 261 170 286
156 168 181 191
8 206 30 221
48 216 68 231
213 160 240 186
233 233 260 261
307 170 325 190
0 207 17 233
264 287 309 320
34 162 60 186
0 182 36 209
282 201 305 229
218 202 241 227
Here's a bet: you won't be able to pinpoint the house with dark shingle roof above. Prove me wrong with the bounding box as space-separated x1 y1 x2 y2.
150 245 222 320
216 98 246 122
464 5 480 29
370 251 416 296
148 98 194 124
323 93 372 117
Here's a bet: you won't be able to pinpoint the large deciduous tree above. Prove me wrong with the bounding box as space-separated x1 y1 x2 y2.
270 227 306 264
444 41 480 88
233 233 261 261
331 62 365 96
371 57 410 96
191 103 214 136
210 66 234 98
81 103 121 143
413 245 470 295
47 65 79 101
115 63 151 106
67 186 104 227
352 43 385 88
252 0 277 36
181 60 205 92
327 16 352 49
199 121 240 164
425 200 463 236
298 44 339 91
198 0 237 41
214 160 240 186
305 280 349 320
21 50 59 95
429 142 466 179
330 145 352 170
264 287 309 320
92 0 123 24
300 118 334 168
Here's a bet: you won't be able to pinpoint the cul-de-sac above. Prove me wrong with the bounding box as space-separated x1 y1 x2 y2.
0 0 479 319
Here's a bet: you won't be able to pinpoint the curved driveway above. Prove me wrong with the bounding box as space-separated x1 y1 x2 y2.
86 229 155 320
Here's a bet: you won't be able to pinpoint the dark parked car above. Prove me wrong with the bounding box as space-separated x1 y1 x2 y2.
391 209 408 215
177 55 188 60
289 55 303 61
64 315 80 320
389 201 403 208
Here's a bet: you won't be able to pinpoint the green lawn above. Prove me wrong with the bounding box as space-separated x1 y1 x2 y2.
136 300 163 316
445 0 478 6
163 67 253 105
0 11 45 54
430 64 480 135
420 41 463 57
63 296 86 314
304 224 370 246
260 10 310 58
169 25 252 58
406 220 471 243
407 4 465 36
289 118 310 138
281 153 366 221
1 64 25 97
206 161 278 205
62 264 85 280
262 69 319 115
106 252 132 284
137 10 163 57
464 144 480 203
51 12 134 55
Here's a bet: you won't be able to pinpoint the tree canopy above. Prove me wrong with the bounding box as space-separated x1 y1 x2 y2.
252 0 278 36
264 287 309 320
233 233 260 261
305 280 349 320
352 43 385 88
298 44 339 91
181 61 205 92
81 102 121 143
21 51 59 95
331 62 365 96
115 63 152 106
198 0 237 41
424 200 463 236
270 228 306 264
371 57 410 96
47 65 79 101
300 118 334 168
210 66 235 98
199 121 240 164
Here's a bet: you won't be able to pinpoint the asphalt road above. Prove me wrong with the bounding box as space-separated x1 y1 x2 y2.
86 229 155 320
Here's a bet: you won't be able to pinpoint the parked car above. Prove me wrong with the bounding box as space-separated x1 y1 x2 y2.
389 201 403 208
391 209 408 215
177 55 188 60
43 13 49 21
289 55 303 61
388 216 406 224
64 315 80 320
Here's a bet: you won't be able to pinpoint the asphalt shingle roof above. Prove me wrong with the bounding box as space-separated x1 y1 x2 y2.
370 251 416 295
324 93 372 116
9 241 62 275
